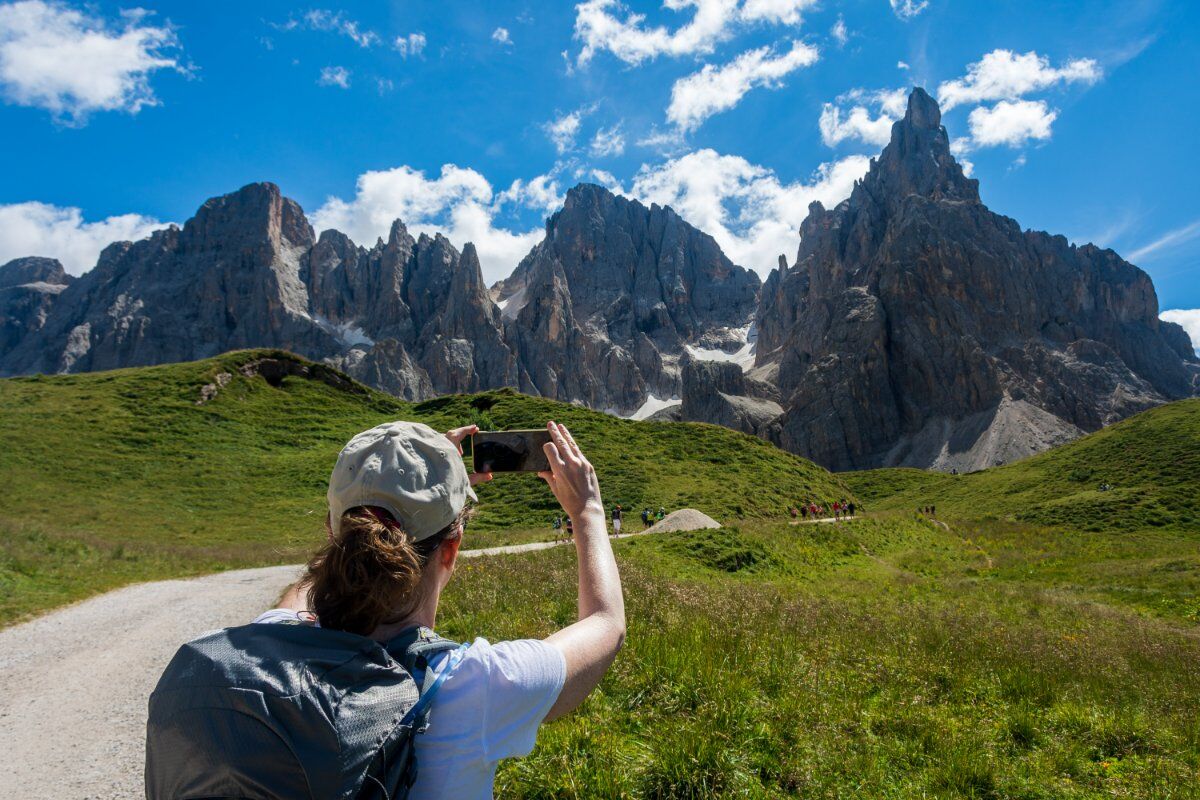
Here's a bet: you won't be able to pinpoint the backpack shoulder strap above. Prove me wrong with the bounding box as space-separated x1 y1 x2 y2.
385 627 465 730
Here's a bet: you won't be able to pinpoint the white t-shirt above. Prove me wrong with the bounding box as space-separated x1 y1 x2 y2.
252 610 566 799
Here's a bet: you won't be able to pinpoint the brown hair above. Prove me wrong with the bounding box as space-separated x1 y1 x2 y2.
304 506 466 636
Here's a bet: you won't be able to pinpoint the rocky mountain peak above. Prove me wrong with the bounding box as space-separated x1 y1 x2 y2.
0 257 71 289
181 182 315 255
867 87 979 205
742 88 1197 472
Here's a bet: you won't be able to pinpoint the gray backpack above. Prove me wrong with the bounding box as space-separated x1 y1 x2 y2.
146 622 464 799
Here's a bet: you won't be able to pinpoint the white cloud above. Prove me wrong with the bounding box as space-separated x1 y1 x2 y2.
637 125 688 155
310 165 545 285
1160 309 1200 355
740 0 817 25
0 0 183 124
817 87 905 147
830 15 847 46
574 0 818 66
491 27 512 45
589 169 626 194
295 9 379 48
394 32 425 58
889 0 928 20
0 201 167 275
820 104 891 147
590 124 626 157
667 40 818 132
897 60 910 70
1129 219 1200 262
937 49 1100 111
544 106 591 153
496 174 565 214
629 149 870 274
317 65 350 89
967 99 1055 147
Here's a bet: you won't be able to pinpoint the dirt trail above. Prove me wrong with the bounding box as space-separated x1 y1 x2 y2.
0 528 678 797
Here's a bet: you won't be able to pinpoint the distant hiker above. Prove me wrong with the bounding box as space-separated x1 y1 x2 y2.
657 506 666 522
930 505 936 517
799 504 808 520
848 502 856 518
146 421 625 800
809 503 818 518
553 515 563 541
789 505 798 519
612 504 623 536
642 508 651 528
565 515 574 540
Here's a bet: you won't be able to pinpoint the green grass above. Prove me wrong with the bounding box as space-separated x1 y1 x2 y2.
439 518 1200 798
845 400 1200 533
0 349 848 622
3 350 1200 796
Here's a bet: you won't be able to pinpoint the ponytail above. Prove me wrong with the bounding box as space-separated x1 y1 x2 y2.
305 506 464 635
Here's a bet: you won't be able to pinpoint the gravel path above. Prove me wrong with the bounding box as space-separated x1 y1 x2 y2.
0 528 683 797
0 565 303 799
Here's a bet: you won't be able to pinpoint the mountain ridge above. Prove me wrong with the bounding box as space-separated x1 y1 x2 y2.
1 88 1195 470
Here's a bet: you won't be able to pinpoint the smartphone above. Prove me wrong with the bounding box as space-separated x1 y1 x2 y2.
472 429 552 473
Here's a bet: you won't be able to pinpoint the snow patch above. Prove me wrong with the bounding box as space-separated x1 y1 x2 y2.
497 285 528 321
312 314 375 348
626 393 681 421
685 322 757 371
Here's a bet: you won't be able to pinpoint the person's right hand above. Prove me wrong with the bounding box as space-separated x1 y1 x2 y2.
538 421 602 521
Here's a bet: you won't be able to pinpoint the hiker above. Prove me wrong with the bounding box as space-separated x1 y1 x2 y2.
799 504 808 520
612 504 622 536
553 515 563 541
789 505 798 519
930 504 936 517
657 506 666 522
565 514 574 540
848 502 856 518
146 421 625 800
642 508 651 528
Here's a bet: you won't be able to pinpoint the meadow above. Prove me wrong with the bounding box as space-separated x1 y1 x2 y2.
2 350 1198 797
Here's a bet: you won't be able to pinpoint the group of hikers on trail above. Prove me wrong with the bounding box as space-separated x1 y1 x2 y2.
790 499 857 521
553 503 665 541
920 505 937 516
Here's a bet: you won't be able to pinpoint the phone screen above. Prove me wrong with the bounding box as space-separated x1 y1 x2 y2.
472 430 552 473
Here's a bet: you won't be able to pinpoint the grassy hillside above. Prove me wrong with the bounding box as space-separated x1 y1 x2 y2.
845 399 1200 532
0 349 849 620
451 517 1200 797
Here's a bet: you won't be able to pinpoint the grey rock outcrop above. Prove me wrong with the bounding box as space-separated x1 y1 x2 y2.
0 257 74 353
679 357 781 435
496 183 760 413
753 87 1199 471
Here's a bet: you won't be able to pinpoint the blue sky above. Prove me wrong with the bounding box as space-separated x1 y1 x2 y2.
0 0 1197 343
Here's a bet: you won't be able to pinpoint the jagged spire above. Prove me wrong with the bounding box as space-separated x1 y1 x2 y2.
870 87 979 204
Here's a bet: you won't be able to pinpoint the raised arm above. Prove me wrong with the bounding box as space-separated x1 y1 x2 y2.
539 421 626 722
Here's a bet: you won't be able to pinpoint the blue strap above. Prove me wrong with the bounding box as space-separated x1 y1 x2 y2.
400 642 469 728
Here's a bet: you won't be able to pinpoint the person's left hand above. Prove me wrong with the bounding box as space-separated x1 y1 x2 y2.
445 424 493 487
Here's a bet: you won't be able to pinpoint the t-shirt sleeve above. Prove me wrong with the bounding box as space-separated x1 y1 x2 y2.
480 638 567 762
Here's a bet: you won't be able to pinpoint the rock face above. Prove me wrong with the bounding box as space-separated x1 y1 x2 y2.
496 184 760 413
680 357 781 435
0 184 518 401
746 87 1198 471
0 257 74 354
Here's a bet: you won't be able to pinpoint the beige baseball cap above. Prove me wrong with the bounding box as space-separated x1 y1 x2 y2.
327 421 477 540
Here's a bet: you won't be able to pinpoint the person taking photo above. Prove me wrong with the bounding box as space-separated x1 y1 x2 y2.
146 420 625 799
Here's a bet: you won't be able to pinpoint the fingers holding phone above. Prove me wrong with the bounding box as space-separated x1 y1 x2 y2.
539 421 602 521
